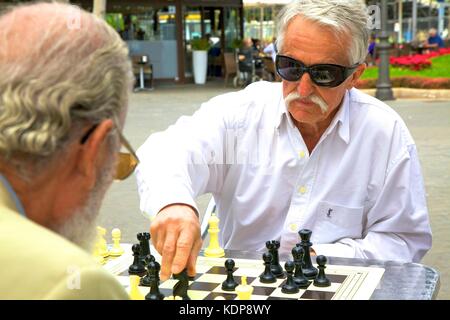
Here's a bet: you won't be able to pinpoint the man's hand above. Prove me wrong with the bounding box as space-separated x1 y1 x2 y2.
150 204 202 281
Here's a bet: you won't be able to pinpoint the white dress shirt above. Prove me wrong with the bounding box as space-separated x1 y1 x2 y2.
136 81 432 263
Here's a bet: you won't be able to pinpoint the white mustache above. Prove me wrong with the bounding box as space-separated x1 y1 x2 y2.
284 92 328 114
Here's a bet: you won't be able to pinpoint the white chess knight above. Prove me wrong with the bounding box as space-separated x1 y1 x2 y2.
204 213 225 258
109 228 124 257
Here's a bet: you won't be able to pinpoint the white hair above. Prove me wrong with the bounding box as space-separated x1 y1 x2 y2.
0 3 133 171
276 0 370 65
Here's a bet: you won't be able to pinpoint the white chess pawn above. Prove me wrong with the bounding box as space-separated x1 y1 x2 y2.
204 213 225 258
236 276 253 300
109 228 124 257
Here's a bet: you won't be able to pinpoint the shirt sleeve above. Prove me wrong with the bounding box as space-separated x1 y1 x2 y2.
314 144 432 263
135 94 238 219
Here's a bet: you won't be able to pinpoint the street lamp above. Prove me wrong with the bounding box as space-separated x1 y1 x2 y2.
375 0 395 101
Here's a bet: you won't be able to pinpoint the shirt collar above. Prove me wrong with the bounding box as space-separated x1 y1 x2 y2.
0 174 27 218
275 89 350 144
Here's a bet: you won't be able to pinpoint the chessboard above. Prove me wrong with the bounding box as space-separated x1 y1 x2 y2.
104 244 385 300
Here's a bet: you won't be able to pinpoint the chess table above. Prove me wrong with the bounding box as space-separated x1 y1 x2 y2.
104 244 440 300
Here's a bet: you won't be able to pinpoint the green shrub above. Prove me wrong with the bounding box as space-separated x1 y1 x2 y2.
191 38 211 51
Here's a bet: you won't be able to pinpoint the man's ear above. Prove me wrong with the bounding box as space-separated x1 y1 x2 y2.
77 119 114 190
346 63 367 90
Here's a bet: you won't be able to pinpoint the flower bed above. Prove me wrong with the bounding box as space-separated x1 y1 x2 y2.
389 48 450 71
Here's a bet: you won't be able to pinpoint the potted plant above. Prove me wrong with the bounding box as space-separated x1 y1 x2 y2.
191 38 211 84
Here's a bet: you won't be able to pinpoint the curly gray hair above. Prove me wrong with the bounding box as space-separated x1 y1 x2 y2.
0 3 133 167
276 0 370 65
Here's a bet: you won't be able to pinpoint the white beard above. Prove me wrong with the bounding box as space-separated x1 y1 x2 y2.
55 156 116 252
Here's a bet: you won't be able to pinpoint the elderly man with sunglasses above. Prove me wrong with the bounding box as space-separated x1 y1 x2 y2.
136 0 432 281
0 3 135 299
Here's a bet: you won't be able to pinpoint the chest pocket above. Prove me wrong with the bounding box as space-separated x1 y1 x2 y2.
312 201 364 243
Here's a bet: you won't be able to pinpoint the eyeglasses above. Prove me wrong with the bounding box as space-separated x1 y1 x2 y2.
275 55 359 87
80 119 140 181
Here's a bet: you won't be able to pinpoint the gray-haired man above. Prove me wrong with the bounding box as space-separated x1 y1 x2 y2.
0 3 135 299
136 0 432 281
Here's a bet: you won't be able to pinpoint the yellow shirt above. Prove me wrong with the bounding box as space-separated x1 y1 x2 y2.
0 178 129 299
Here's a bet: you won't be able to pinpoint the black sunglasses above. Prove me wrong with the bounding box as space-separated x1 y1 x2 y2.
275 55 359 87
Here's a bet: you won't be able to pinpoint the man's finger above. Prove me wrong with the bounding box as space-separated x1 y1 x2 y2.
171 230 195 275
186 238 202 277
153 228 166 254
160 231 178 281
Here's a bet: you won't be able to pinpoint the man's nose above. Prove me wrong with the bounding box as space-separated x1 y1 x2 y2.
296 72 315 97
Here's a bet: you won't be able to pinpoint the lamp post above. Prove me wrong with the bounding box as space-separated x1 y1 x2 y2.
375 0 395 101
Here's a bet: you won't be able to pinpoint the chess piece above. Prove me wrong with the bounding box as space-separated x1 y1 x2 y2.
292 246 311 288
129 275 144 300
173 269 191 300
109 228 124 257
137 233 150 265
259 252 277 283
298 229 318 279
140 255 156 287
314 255 331 287
91 241 105 265
214 296 226 300
204 213 225 258
221 259 238 291
138 232 151 262
145 261 165 300
266 240 284 278
128 243 146 276
96 226 109 258
236 276 253 300
281 261 299 294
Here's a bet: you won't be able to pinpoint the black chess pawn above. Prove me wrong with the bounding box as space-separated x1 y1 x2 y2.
173 269 191 300
128 243 146 277
266 240 284 278
314 255 331 287
291 246 311 288
281 261 299 294
259 252 277 283
221 259 238 291
298 229 318 279
145 261 165 300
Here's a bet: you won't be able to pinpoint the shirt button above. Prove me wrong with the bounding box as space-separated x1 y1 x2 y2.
288 223 298 232
299 186 307 194
299 150 306 159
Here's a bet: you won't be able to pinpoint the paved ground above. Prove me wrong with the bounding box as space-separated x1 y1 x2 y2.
97 81 450 299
